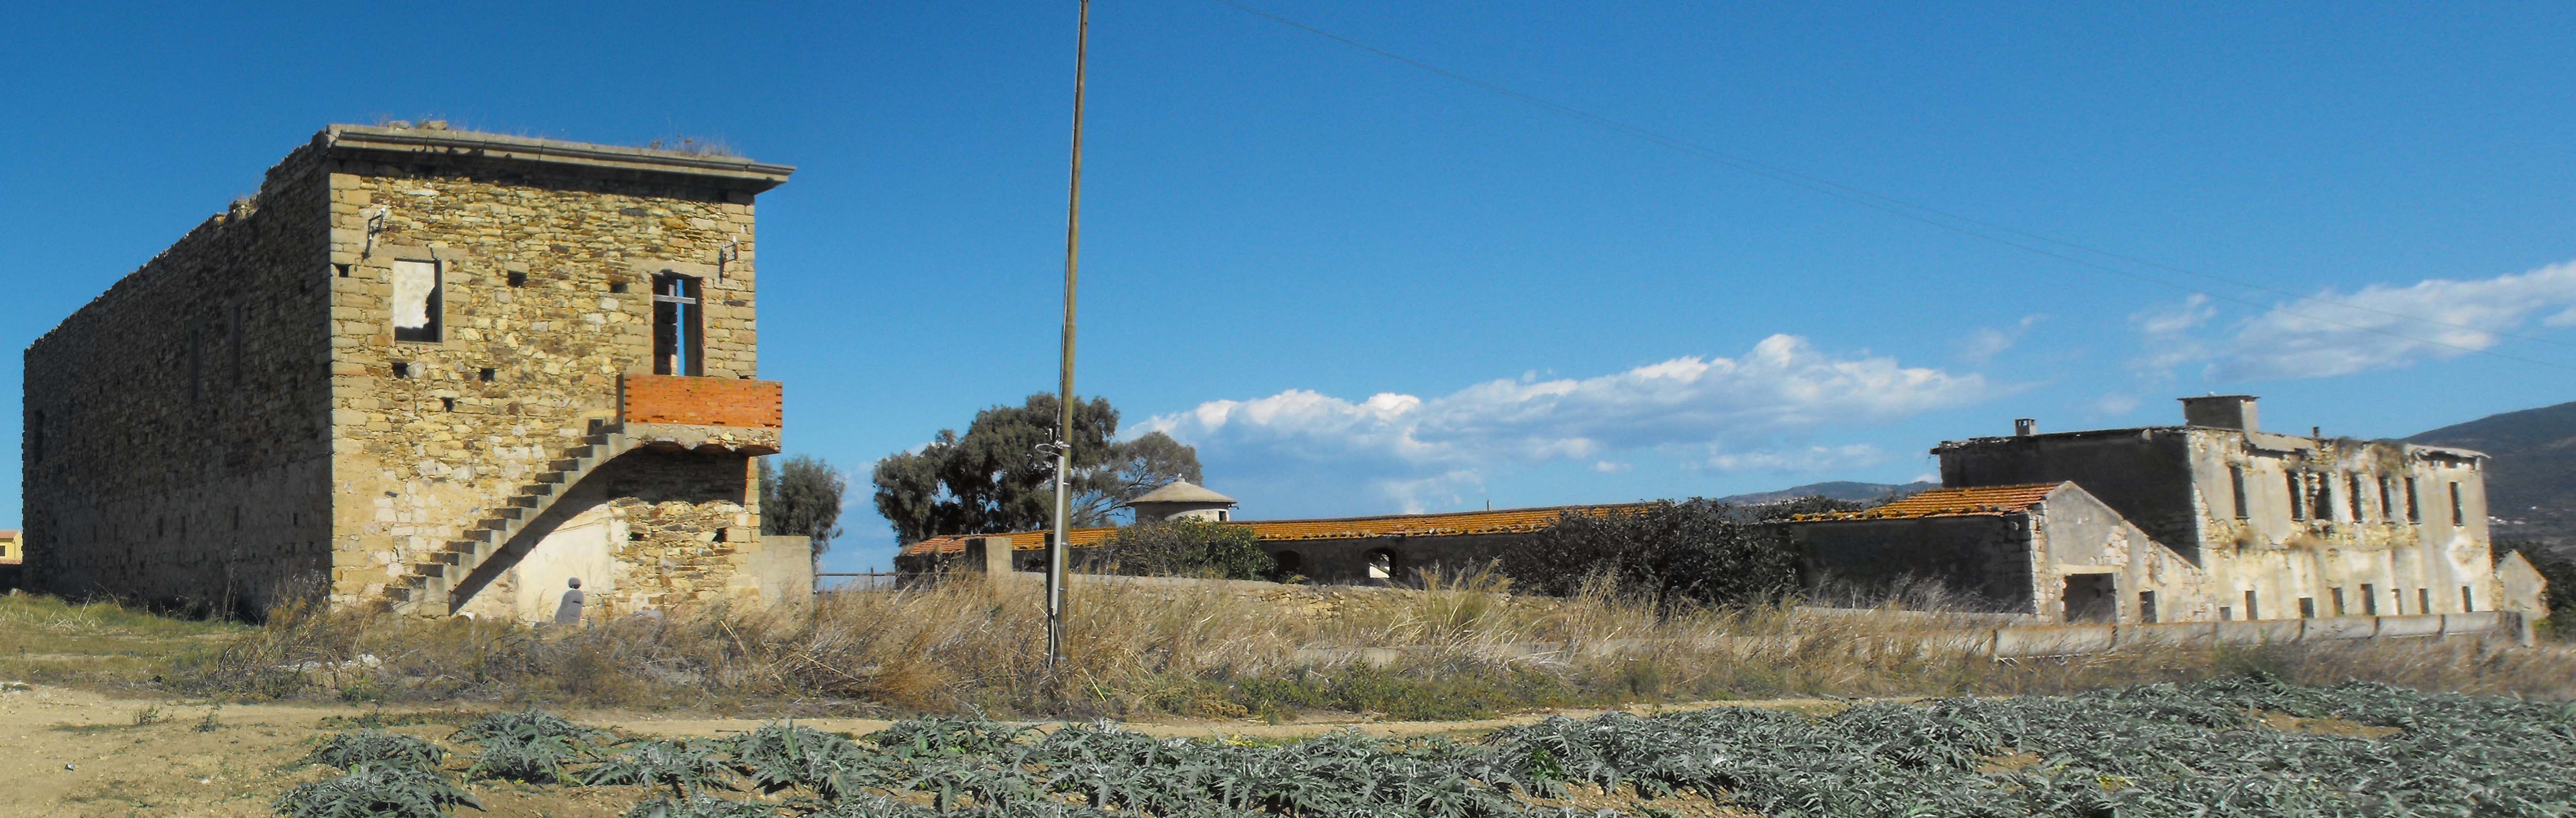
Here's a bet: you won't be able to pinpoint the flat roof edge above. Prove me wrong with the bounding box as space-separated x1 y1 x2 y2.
322 125 794 192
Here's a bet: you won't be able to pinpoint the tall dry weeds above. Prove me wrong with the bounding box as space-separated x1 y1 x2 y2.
164 570 2576 718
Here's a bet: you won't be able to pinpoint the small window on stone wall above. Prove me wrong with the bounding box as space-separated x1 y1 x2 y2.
392 362 411 379
2285 472 2305 520
507 270 527 288
2228 466 2247 519
479 367 496 382
2449 482 2465 525
392 258 442 343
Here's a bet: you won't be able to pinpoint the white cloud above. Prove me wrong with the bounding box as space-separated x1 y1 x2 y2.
2129 261 2576 382
1593 460 1632 473
1144 334 1992 510
2090 393 2142 416
1706 444 1886 473
1957 314 2049 363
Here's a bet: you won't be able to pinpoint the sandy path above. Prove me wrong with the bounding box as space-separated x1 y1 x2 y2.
0 683 1850 816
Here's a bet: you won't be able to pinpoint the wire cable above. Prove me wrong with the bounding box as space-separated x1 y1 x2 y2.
1205 0 2576 370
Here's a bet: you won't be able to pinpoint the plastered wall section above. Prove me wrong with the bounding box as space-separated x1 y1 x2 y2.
2027 485 2212 623
21 146 336 613
2183 430 2498 619
319 150 764 605
449 454 765 621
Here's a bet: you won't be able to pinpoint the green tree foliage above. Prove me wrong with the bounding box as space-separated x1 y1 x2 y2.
1086 519 1274 580
1496 497 1859 610
760 455 848 562
869 394 1202 544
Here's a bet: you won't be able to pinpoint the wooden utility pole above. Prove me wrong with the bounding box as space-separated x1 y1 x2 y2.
1047 0 1090 668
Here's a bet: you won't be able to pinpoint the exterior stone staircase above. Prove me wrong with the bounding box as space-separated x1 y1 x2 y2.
388 426 634 616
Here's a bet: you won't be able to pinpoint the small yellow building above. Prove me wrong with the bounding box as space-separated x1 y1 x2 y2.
0 529 21 564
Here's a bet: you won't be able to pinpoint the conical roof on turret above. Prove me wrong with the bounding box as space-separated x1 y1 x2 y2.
1125 480 1237 505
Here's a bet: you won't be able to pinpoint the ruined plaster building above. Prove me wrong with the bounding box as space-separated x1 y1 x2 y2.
1788 396 2546 623
22 124 812 620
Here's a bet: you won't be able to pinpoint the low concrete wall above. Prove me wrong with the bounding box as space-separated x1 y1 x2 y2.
1288 612 2530 667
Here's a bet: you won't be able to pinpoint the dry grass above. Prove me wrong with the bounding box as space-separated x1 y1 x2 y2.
105 570 2576 719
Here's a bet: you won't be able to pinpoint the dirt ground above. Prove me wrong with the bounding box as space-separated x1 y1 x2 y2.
0 681 1849 817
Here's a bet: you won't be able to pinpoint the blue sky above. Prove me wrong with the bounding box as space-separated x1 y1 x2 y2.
5 2 2574 575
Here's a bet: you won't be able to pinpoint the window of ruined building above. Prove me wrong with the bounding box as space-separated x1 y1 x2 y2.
2313 475 2335 523
2449 482 2465 526
652 273 704 376
2138 590 2157 624
479 367 495 382
2404 478 2420 522
2330 587 2347 616
2244 590 2260 620
2461 585 2474 612
2297 597 2316 619
2418 588 2431 614
2298 467 2318 518
392 258 443 343
507 270 527 288
1271 550 1304 580
2378 476 2394 524
2347 474 2365 521
2229 466 2248 519
2218 606 2233 621
2360 584 2378 615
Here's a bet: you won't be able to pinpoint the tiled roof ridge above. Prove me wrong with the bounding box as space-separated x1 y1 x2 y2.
899 502 1657 557
1788 482 2065 522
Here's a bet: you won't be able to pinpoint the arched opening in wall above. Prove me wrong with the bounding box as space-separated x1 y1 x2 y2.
1267 550 1303 582
1365 548 1397 582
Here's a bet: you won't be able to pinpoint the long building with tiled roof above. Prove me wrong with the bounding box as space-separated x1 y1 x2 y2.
898 502 1653 583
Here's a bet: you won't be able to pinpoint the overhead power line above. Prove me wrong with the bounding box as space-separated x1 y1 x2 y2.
1206 0 2576 371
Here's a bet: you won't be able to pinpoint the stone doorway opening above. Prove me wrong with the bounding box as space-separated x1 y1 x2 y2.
2063 573 2117 623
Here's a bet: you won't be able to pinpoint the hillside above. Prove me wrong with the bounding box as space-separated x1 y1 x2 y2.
1719 480 1935 506
2407 400 2576 551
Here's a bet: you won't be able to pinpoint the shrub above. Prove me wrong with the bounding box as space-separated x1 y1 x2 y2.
306 729 448 771
586 739 732 799
1495 499 1818 610
453 708 612 784
273 762 480 818
1087 519 1273 580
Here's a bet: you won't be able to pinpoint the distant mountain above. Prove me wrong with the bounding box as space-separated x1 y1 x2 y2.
2407 400 2576 552
1718 480 1937 506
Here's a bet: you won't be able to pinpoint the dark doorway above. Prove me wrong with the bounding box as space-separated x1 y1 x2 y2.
652 273 703 376
2063 574 2117 623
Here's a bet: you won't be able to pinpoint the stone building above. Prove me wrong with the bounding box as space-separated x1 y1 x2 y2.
899 501 1652 583
1786 396 2545 623
22 123 812 620
1124 480 1238 523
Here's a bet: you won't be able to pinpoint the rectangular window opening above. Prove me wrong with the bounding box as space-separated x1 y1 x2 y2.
2139 590 2158 624
2219 606 2233 621
2348 474 2365 521
440 397 455 412
2286 473 2306 520
2361 583 2378 615
610 280 630 294
2449 483 2465 525
2330 587 2347 617
2229 466 2248 520
651 273 704 376
2405 478 2420 522
2315 475 2335 523
2418 588 2431 614
392 362 411 379
2245 590 2261 621
2461 585 2474 612
478 367 496 382
392 258 443 343
2378 477 2393 524
333 263 351 278
507 270 528 288
2297 597 2316 619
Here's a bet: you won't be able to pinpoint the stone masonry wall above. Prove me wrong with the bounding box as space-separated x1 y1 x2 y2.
318 134 767 606
22 146 337 612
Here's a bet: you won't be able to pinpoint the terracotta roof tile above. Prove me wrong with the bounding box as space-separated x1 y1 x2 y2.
1793 483 2064 521
899 503 1653 557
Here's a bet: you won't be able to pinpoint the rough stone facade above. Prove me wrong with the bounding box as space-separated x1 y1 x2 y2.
1788 396 2533 624
24 124 808 620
